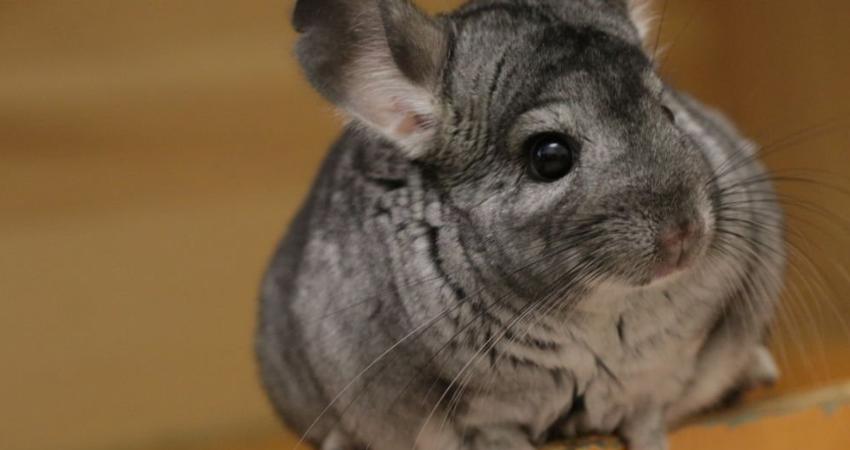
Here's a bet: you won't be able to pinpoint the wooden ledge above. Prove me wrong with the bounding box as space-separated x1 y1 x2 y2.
544 381 850 449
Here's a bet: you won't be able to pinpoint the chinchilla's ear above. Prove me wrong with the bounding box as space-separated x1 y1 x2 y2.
293 0 448 158
606 0 655 45
628 0 655 44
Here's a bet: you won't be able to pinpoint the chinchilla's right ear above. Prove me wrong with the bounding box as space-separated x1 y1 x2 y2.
293 0 448 158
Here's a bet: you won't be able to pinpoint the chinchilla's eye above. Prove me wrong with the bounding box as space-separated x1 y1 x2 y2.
525 132 578 182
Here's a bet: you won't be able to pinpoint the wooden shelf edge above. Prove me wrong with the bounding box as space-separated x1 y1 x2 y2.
544 380 850 449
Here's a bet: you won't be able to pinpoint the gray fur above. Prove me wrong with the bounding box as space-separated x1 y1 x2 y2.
257 1 785 449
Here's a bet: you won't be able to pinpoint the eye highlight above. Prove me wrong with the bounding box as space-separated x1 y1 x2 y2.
525 132 579 182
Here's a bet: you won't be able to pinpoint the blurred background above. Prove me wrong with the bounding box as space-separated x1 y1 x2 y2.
2 1 849 450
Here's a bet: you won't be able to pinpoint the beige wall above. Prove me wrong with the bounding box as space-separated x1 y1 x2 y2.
2 1 849 450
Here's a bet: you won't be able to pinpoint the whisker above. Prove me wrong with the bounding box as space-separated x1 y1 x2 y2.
651 0 670 65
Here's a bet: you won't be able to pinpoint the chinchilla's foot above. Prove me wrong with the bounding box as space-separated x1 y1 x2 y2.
320 428 363 450
618 407 669 450
716 345 781 410
743 345 780 387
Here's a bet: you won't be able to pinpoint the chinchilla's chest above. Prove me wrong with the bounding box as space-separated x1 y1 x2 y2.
452 282 721 440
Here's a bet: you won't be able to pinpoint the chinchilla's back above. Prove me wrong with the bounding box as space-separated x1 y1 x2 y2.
255 138 340 440
256 129 419 443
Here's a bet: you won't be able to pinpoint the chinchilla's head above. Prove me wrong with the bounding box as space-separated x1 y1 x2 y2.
293 0 767 294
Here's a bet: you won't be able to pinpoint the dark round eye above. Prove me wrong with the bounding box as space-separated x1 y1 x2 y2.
661 105 676 123
525 133 578 182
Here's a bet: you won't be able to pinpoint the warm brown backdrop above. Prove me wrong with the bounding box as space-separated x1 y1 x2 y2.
2 1 849 450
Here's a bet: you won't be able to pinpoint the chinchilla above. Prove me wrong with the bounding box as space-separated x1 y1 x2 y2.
256 0 786 449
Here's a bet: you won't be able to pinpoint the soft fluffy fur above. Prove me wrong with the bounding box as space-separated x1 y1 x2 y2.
256 1 786 449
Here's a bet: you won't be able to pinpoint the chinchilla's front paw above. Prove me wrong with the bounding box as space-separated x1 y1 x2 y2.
743 345 780 387
618 408 669 450
716 345 781 410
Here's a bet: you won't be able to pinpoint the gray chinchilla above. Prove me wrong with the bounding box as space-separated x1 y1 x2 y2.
256 1 785 449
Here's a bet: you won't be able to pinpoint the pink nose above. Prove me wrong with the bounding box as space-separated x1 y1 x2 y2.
655 220 701 279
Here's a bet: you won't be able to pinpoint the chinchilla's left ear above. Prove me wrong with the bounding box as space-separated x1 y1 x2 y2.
293 0 448 158
614 0 655 45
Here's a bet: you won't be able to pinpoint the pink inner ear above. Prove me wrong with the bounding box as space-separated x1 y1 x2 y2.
390 98 433 137
395 112 431 136
353 93 435 141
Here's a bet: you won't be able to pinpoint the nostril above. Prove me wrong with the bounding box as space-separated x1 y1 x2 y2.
653 219 705 280
658 219 704 260
660 226 688 248
660 220 699 246
682 220 700 237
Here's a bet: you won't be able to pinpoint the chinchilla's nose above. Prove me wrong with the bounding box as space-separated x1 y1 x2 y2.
654 218 703 279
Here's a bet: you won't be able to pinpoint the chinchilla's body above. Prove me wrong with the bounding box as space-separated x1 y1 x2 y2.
256 1 786 449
